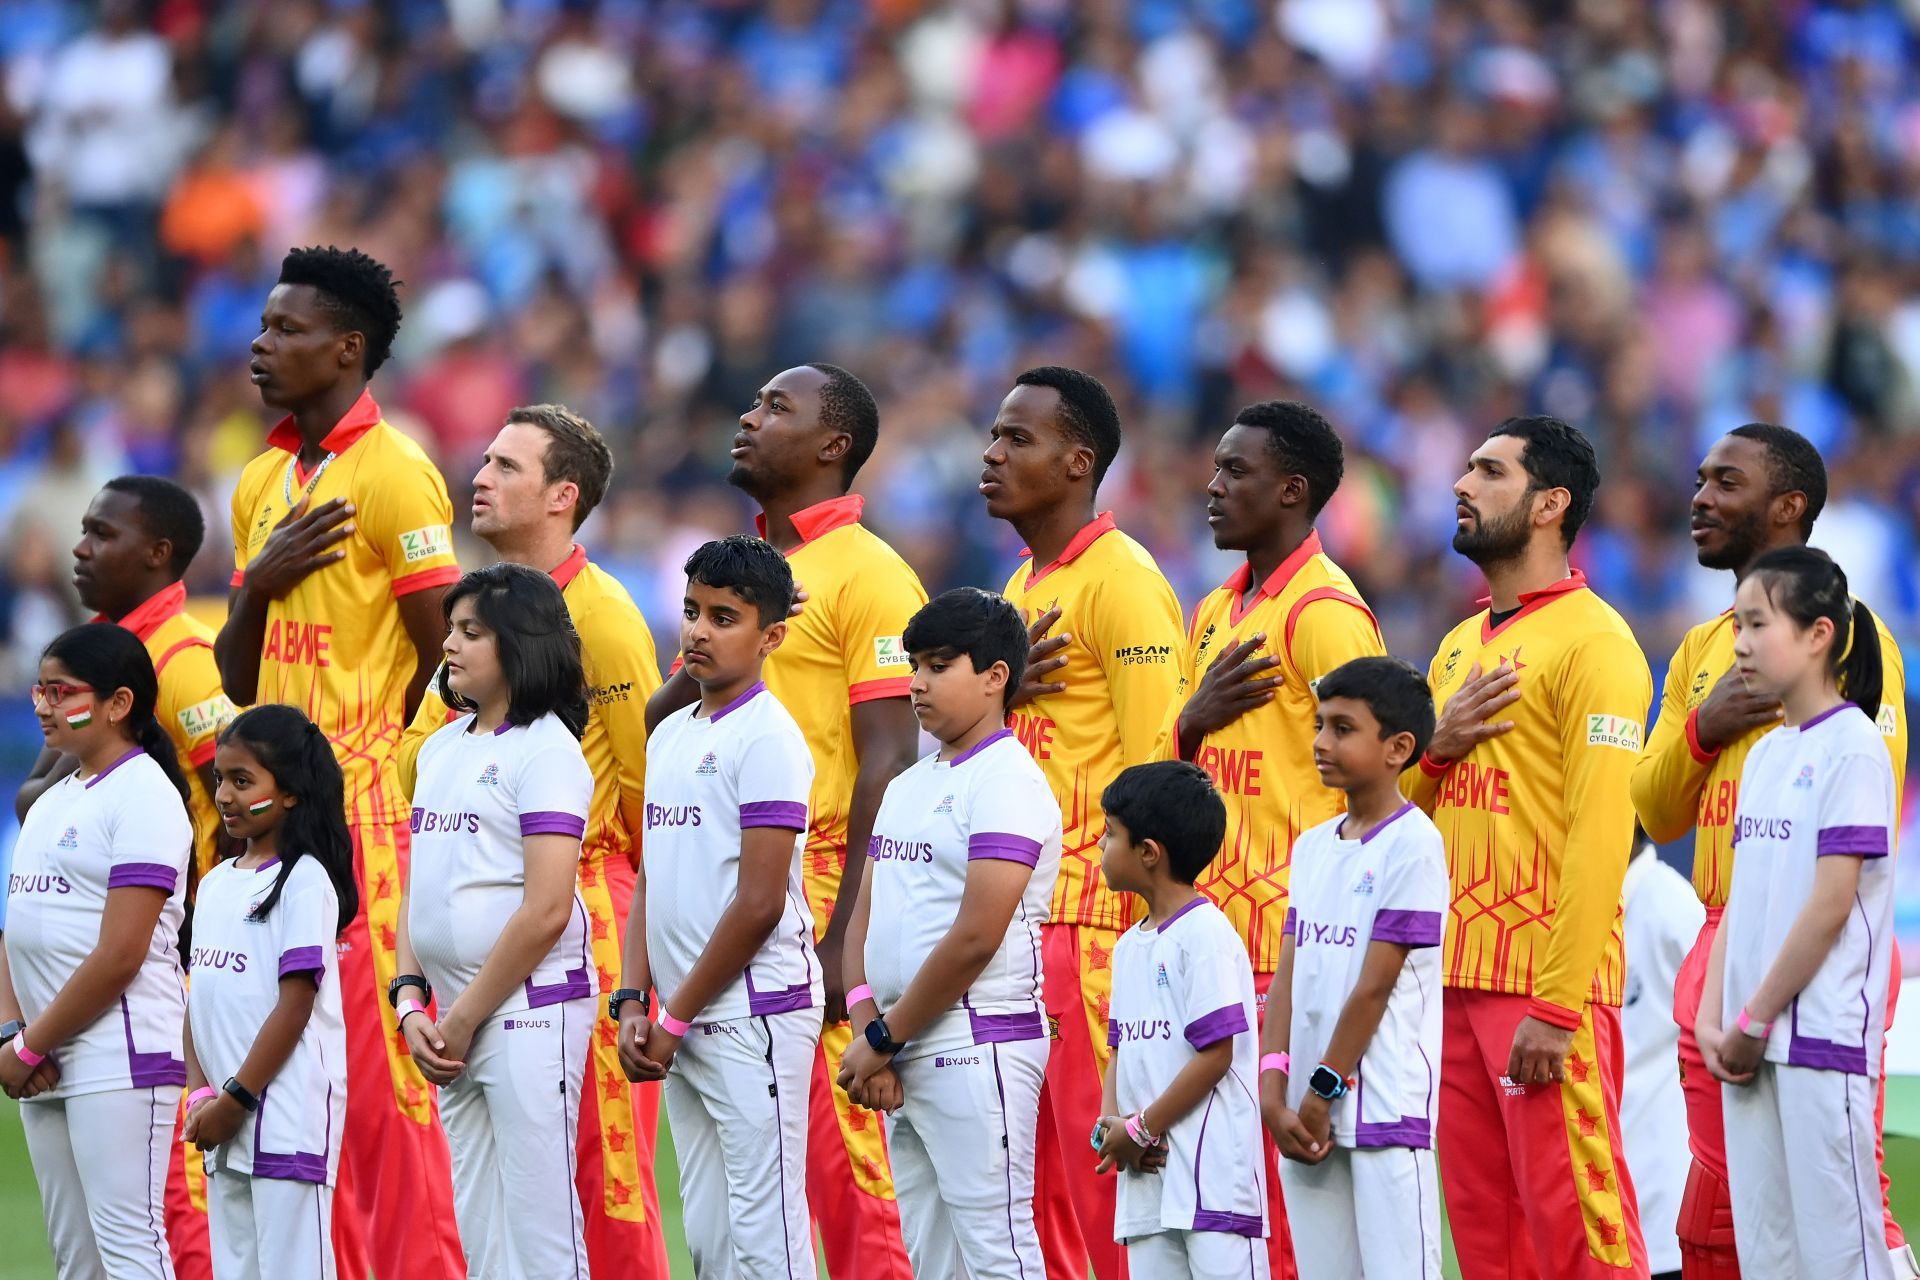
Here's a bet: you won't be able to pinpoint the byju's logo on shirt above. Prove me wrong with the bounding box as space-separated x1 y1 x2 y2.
1112 1019 1173 1043
501 1018 552 1031
9 873 71 896
870 836 934 864
476 763 500 787
56 827 78 850
189 946 248 974
1296 919 1360 949
646 804 702 829
411 808 480 834
933 1055 980 1068
695 753 718 776
1736 815 1793 842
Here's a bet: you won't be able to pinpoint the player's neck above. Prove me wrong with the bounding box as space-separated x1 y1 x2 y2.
286 382 369 467
469 695 510 735
936 708 1002 762
1731 536 1806 586
1778 677 1844 729
488 524 576 579
1140 880 1202 930
756 480 846 554
1478 543 1571 613
74 734 137 780
101 574 175 623
696 670 762 718
1339 779 1405 837
1243 522 1314 592
1013 497 1099 570
237 830 280 869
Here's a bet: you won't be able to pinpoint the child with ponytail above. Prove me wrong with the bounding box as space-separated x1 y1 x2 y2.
181 705 356 1280
1698 547 1898 1278
0 622 194 1278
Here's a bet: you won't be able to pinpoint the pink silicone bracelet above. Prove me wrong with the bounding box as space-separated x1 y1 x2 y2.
657 1011 691 1037
1260 1052 1290 1075
187 1086 219 1109
847 984 874 1008
396 999 429 1025
1737 1008 1772 1039
11 1035 44 1068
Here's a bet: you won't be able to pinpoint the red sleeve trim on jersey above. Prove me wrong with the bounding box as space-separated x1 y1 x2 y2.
230 569 246 589
391 564 461 599
151 636 212 680
1526 996 1585 1031
1684 707 1719 764
668 655 683 676
189 740 218 768
1282 587 1381 667
1418 751 1453 779
849 676 913 705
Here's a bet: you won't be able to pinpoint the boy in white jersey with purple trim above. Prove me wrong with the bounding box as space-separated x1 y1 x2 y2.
183 706 356 1280
617 536 822 1280
1094 761 1269 1278
395 564 599 1279
1 623 194 1279
836 587 1063 1279
1259 656 1446 1279
1699 548 1899 1280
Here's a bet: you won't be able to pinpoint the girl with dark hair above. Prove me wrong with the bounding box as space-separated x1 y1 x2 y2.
1699 547 1897 1278
394 563 596 1276
180 705 356 1280
0 622 194 1278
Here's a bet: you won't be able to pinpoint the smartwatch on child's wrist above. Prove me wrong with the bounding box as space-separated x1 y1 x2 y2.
387 974 432 1009
609 988 650 1021
222 1077 260 1113
864 1017 905 1056
1307 1063 1353 1101
0 1020 23 1047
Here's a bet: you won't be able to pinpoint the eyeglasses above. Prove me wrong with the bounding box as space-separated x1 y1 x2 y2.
30 682 95 706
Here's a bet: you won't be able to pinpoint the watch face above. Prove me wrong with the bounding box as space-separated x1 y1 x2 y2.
1311 1066 1343 1096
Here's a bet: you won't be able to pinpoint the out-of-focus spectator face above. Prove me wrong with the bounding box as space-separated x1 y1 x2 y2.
980 383 1082 526
71 487 156 618
1204 424 1294 553
1451 433 1539 566
249 284 351 411
730 366 833 500
470 422 559 544
1690 435 1787 572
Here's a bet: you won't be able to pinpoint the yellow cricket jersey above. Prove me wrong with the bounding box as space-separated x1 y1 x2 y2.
1165 532 1385 972
1631 607 1907 909
394 544 662 866
1001 513 1185 934
106 582 237 879
229 391 461 828
1404 572 1652 1026
759 496 928 936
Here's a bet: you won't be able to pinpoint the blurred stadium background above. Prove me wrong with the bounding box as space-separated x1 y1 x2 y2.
4 0 1920 1273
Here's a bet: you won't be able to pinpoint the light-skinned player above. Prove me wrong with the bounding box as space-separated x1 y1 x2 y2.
1261 656 1447 1279
1095 761 1268 1279
837 587 1063 1278
619 535 822 1280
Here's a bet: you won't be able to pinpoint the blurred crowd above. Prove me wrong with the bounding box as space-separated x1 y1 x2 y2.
3 0 1920 709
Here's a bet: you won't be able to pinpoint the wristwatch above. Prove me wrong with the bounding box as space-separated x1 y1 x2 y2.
609 988 650 1021
222 1077 260 1113
0 1020 23 1047
387 974 432 1009
1307 1063 1354 1101
864 1016 905 1057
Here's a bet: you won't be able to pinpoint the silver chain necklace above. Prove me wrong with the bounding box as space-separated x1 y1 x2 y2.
284 450 337 507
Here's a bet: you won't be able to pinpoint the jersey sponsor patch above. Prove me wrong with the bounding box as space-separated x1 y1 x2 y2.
695 752 718 776
589 679 637 706
1881 703 1898 738
476 763 500 787
398 524 452 564
1112 643 1173 666
57 826 78 850
177 693 237 740
873 636 909 669
1586 714 1642 752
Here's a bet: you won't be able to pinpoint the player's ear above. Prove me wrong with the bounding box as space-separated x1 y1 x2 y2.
1530 485 1570 530
985 659 1009 698
1772 488 1807 535
760 618 788 657
1065 442 1096 483
548 480 580 519
1382 729 1417 772
336 328 365 371
1140 837 1165 874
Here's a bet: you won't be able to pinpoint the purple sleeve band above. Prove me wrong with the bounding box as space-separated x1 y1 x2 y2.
279 946 326 979
520 811 587 838
1184 1004 1249 1049
107 862 179 892
1107 1018 1120 1048
968 833 1042 866
1818 825 1889 858
1282 907 1296 938
741 801 808 831
1372 909 1444 947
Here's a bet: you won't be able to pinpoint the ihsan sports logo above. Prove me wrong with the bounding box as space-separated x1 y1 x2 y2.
695 752 718 776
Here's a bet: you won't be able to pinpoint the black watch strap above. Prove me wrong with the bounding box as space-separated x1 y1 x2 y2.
222 1077 260 1112
864 1016 905 1056
387 974 431 1009
609 988 650 1020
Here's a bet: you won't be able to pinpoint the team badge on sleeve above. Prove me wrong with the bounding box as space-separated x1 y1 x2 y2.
1585 715 1642 752
873 636 910 669
178 693 238 740
399 524 453 564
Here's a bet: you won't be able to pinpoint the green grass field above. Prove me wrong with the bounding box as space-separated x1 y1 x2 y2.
5 1097 1919 1278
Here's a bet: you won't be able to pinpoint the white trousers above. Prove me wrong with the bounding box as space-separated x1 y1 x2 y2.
664 1008 819 1280
1278 1144 1443 1279
1725 1062 1894 1280
1125 1227 1271 1279
21 1086 178 1280
206 1171 334 1280
886 1038 1048 1280
439 999 593 1280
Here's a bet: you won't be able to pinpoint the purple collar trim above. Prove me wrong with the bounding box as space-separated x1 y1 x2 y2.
492 719 516 736
708 680 766 723
1799 703 1851 733
946 728 1012 768
1150 896 1208 933
83 747 144 789
1348 803 1417 844
253 856 281 873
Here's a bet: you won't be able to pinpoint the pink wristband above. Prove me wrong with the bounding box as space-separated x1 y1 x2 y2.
187 1086 219 1109
11 1035 44 1068
847 984 875 1009
396 999 429 1025
657 1010 691 1037
1737 1008 1772 1039
1260 1052 1290 1075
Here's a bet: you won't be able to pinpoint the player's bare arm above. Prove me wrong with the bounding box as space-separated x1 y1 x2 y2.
818 696 920 1023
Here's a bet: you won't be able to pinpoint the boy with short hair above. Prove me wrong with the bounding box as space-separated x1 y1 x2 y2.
1095 761 1269 1279
1260 656 1447 1278
615 534 822 1280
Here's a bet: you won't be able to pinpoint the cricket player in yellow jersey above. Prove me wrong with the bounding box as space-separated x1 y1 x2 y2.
393 404 671 1280
14 476 240 1280
981 366 1184 1280
1405 416 1652 1279
1165 401 1385 1280
215 247 464 1278
1630 423 1915 1280
647 364 923 1279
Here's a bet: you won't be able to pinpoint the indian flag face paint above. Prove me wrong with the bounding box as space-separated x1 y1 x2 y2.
63 707 93 729
246 798 275 817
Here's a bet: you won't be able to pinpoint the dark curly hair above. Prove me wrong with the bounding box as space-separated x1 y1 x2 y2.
277 246 405 376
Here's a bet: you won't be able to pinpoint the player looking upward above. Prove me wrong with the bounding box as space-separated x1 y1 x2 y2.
1630 423 1912 1280
981 364 1185 1280
645 363 923 1278
215 246 463 1278
1404 416 1652 1279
